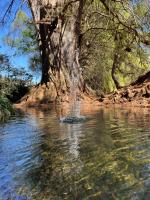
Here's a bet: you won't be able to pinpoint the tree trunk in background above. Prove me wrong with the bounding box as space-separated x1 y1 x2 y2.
28 0 85 102
111 32 122 90
111 51 121 90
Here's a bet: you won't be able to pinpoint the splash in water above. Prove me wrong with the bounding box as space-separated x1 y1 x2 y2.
60 101 86 123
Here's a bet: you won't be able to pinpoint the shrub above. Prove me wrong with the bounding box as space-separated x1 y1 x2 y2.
0 96 14 122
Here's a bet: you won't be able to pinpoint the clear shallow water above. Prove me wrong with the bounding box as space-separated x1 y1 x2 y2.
0 107 150 200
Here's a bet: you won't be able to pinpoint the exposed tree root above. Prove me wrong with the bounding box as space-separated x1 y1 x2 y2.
99 71 150 107
16 71 150 108
16 81 99 108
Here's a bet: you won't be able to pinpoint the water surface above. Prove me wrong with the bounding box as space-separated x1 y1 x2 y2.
0 106 150 200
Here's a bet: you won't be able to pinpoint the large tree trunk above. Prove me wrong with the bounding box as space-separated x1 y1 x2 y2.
28 0 85 103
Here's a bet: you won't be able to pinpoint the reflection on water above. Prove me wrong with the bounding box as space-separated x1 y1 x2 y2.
0 106 150 200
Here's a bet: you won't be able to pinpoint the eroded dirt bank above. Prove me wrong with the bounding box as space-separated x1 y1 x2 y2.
15 71 150 109
100 71 150 108
15 82 100 108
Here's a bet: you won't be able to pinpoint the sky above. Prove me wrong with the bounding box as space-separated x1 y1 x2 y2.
0 0 40 83
0 0 29 68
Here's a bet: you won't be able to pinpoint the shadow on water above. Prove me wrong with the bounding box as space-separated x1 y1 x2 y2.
0 105 150 200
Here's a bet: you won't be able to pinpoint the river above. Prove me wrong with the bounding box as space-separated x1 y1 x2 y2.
0 105 149 200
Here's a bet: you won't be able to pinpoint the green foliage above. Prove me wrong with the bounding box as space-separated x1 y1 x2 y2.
0 77 30 101
0 54 11 72
0 95 13 122
0 53 32 121
0 76 30 122
2 1 150 93
4 10 41 73
81 0 150 92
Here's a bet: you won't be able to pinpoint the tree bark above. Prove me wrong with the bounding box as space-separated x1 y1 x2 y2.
28 0 84 97
111 51 121 90
111 32 122 90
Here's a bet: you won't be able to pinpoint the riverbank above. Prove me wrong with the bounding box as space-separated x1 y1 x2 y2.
99 71 150 108
15 71 150 109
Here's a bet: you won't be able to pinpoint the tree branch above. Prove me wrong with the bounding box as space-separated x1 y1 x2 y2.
0 0 15 24
99 0 150 46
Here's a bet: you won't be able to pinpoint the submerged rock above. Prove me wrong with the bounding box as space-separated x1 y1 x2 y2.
60 115 86 123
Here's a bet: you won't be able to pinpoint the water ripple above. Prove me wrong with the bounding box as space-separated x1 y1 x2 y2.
0 108 149 200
